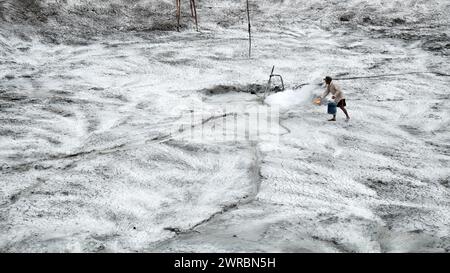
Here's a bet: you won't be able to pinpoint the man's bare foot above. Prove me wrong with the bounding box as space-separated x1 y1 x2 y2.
328 118 336 121
345 117 350 122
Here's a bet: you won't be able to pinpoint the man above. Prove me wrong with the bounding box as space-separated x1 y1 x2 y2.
321 76 350 122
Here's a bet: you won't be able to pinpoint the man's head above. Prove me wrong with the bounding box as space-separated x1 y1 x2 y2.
324 76 332 84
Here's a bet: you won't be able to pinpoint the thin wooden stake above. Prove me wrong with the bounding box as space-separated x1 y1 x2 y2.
176 0 181 31
191 0 199 32
189 0 194 17
246 0 252 58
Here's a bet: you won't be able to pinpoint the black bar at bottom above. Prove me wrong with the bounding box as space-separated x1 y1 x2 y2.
0 253 446 272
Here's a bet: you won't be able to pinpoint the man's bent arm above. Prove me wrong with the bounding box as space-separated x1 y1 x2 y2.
321 88 330 99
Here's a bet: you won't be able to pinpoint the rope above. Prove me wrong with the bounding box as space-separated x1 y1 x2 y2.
291 71 450 89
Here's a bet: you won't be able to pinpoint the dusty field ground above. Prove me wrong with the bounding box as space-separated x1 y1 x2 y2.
0 0 449 252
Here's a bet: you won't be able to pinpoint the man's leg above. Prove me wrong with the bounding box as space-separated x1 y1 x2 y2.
340 106 350 120
328 114 336 121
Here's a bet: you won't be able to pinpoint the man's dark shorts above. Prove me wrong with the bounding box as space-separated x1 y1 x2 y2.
337 99 346 107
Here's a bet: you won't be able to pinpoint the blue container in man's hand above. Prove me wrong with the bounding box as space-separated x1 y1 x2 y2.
327 101 337 114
